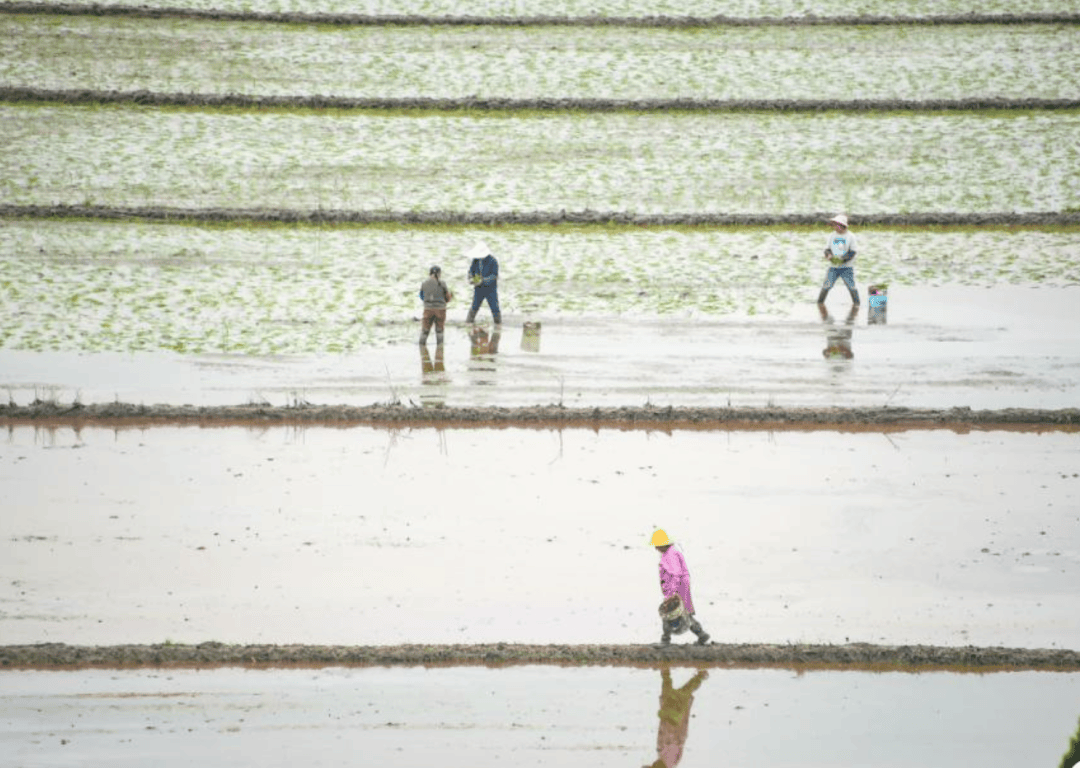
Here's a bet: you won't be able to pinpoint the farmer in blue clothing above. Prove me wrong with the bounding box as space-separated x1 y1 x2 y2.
465 241 501 325
817 214 860 307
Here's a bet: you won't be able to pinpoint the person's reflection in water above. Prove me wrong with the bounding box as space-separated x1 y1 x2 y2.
644 667 709 768
468 325 501 386
1060 715 1080 768
419 344 448 407
819 303 859 361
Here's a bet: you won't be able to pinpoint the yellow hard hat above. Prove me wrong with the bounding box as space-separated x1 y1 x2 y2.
650 529 672 546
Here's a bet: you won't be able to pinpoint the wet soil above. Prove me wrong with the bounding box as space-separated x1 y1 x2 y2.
4 641 1079 670
2 401 1079 431
4 202 1080 227
4 87 1079 113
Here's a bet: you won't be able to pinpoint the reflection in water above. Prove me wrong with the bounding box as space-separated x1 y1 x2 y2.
419 344 448 408
819 303 859 361
644 668 709 768
867 284 888 325
1060 716 1080 768
468 325 501 386
520 321 541 352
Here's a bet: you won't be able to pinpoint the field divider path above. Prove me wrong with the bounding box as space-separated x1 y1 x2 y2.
2 3 1079 26
3 642 1078 670
3 203 1079 227
2 403 1078 429
3 87 1077 113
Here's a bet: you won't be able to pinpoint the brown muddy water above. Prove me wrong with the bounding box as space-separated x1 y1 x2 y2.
2 664 1078 767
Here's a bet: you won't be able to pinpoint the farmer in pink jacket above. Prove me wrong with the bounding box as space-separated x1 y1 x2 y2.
651 529 711 646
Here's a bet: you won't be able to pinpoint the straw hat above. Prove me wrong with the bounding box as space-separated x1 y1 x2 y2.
650 529 672 546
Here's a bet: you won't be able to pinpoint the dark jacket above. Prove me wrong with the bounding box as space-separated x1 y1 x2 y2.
469 255 499 289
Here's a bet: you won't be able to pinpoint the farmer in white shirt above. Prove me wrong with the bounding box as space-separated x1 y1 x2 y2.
817 214 860 307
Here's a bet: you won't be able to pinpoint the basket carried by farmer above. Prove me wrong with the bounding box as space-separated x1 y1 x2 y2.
658 594 690 635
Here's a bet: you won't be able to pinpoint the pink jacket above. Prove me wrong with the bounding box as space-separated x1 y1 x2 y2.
658 547 695 615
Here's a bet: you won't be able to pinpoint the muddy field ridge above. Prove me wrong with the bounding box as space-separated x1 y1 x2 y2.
4 87 1078 113
3 642 1079 670
2 3 1079 27
2 402 1079 431
4 203 1080 228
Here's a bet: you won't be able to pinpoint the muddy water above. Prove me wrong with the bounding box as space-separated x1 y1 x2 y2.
2 422 1077 649
2 665 1078 767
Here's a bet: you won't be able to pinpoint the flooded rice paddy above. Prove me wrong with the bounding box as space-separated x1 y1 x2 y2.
2 285 1078 410
2 417 1078 649
5 17 1078 101
3 106 1077 215
3 3 1079 764
2 218 1079 355
2 665 1079 767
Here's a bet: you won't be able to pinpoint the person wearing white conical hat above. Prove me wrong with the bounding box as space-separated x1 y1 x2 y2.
464 240 501 325
817 214 860 307
650 529 710 647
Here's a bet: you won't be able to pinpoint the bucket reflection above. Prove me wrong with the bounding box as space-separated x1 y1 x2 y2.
868 284 888 325
644 668 709 768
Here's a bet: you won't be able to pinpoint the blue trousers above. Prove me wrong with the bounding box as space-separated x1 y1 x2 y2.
820 267 859 304
821 266 856 291
468 286 501 323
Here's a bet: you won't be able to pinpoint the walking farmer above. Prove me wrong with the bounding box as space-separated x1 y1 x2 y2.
651 529 710 646
465 241 501 325
817 214 860 306
418 264 452 346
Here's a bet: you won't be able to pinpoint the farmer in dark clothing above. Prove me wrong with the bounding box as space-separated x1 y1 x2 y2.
418 264 452 346
465 241 501 325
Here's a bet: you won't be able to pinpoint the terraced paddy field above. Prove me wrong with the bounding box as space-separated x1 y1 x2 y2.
3 5 1079 765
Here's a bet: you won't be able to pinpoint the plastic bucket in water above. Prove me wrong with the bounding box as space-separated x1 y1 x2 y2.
659 595 689 635
868 284 888 307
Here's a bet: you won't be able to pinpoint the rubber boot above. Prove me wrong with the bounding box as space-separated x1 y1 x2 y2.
465 309 477 324
817 288 829 305
418 331 429 345
435 332 444 345
690 617 710 646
